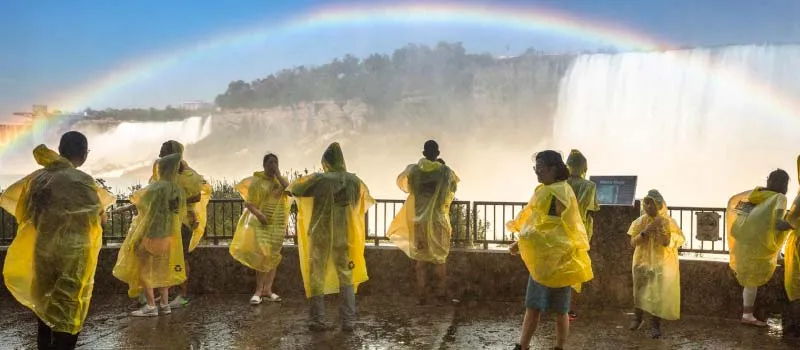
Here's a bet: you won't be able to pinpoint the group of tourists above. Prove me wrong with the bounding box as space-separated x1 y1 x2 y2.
1 131 799 350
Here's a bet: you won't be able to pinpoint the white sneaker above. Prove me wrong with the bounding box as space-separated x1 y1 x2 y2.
168 295 189 309
131 305 158 317
250 295 262 305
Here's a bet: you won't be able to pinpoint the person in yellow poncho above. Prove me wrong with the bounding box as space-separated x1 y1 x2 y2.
230 153 290 305
627 189 685 339
153 140 211 309
564 149 599 320
784 156 800 337
506 150 593 350
727 169 793 327
386 140 459 305
113 153 187 317
288 142 374 332
0 132 115 350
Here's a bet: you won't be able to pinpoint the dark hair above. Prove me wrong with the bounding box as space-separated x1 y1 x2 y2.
58 131 88 160
534 150 569 182
423 140 440 160
263 153 278 164
767 168 790 193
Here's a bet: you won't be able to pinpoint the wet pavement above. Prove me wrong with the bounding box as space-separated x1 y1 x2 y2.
2 295 799 349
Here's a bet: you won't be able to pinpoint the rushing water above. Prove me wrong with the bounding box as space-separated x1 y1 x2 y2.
553 45 800 206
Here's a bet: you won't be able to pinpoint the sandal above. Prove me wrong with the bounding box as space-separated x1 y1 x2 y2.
264 292 282 302
249 295 262 305
741 318 767 327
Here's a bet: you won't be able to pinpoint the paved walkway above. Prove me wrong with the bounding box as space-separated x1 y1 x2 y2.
2 295 798 349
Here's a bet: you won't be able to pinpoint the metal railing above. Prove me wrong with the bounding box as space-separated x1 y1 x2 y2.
0 198 732 254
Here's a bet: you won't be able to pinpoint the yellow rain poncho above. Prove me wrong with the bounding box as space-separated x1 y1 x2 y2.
148 142 211 252
566 150 600 242
386 158 459 264
784 156 800 301
506 181 593 290
113 154 187 298
727 187 789 288
288 143 375 298
229 172 290 272
627 190 685 320
0 145 115 334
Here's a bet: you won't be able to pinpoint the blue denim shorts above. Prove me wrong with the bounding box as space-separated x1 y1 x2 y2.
524 276 571 314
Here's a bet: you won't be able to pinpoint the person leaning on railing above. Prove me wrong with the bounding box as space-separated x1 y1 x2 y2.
727 169 793 327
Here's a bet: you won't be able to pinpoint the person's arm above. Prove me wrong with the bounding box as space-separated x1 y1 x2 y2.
245 202 268 225
509 241 519 255
186 194 201 204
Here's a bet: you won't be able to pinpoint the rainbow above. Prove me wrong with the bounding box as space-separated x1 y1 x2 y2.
2 2 799 157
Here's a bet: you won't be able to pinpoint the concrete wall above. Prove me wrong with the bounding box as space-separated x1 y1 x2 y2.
0 205 788 320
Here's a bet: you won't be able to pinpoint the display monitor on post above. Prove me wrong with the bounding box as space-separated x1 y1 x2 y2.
589 176 638 206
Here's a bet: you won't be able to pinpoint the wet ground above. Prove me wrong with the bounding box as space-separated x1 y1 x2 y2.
2 295 799 349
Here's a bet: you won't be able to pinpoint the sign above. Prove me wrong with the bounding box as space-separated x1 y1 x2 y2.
589 175 638 206
695 211 722 241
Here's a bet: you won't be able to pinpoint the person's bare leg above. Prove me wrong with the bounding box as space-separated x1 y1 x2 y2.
519 308 541 349
254 271 267 297
158 288 169 306
435 262 447 300
555 312 570 348
262 268 278 295
416 261 427 303
144 287 156 307
179 263 189 297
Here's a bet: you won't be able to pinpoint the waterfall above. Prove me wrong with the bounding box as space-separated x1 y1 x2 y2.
553 45 800 206
80 115 213 177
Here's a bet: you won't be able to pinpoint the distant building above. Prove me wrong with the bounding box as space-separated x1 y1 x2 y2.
1 105 51 147
181 100 213 111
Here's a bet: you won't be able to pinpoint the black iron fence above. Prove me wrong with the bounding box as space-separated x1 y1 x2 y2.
0 199 730 254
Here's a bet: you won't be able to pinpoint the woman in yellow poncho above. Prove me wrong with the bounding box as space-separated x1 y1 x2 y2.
113 153 187 317
0 132 115 350
386 140 459 305
150 140 211 309
564 149 599 320
506 150 593 350
230 153 290 305
727 169 793 327
288 142 374 332
627 189 685 339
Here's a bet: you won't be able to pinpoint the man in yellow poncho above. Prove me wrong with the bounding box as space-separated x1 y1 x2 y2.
288 142 374 332
113 153 187 317
627 190 685 339
782 156 800 337
151 140 211 309
564 149 599 320
230 153 290 305
506 150 593 350
0 132 115 350
727 169 793 327
386 140 459 305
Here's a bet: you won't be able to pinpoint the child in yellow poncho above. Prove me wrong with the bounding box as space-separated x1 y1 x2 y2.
507 150 593 350
288 142 374 332
727 169 793 327
386 140 459 305
113 153 187 317
0 132 115 350
564 149 599 320
230 153 290 305
627 189 685 339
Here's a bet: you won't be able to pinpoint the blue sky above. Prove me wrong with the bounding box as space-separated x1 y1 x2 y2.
1 0 799 119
